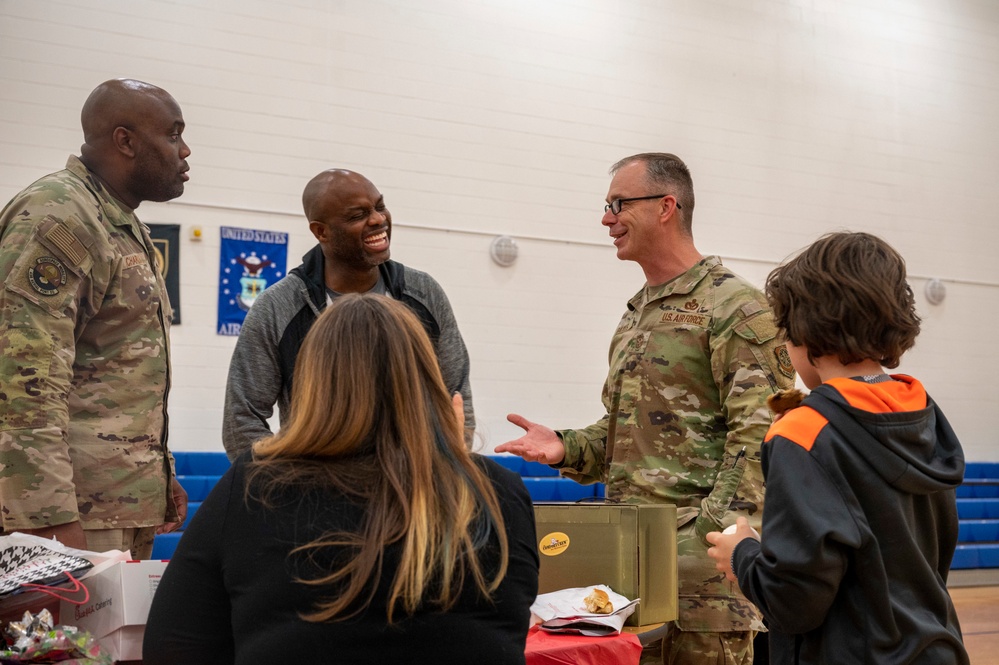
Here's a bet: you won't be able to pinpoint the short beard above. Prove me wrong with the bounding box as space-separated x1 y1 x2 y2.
132 156 184 203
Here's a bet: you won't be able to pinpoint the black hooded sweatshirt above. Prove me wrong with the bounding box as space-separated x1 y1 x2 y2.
732 375 969 665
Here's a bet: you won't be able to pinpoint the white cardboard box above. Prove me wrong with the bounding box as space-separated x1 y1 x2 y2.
60 560 168 662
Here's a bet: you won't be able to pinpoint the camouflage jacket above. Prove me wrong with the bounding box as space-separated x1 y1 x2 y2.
557 256 795 631
0 156 176 531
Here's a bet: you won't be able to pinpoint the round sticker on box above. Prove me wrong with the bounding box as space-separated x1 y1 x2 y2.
538 532 570 557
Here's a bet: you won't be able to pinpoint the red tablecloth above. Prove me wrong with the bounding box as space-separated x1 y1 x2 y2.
524 626 643 665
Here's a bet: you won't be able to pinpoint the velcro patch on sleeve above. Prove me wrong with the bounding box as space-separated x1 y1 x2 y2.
735 313 778 344
774 345 795 379
43 223 88 266
34 216 94 276
4 243 82 318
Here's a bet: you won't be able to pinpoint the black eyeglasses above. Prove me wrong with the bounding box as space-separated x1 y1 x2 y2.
604 195 681 215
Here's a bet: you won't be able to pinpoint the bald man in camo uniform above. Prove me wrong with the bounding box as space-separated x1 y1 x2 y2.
0 79 190 558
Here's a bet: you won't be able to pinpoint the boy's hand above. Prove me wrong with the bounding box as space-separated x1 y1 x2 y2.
706 516 761 583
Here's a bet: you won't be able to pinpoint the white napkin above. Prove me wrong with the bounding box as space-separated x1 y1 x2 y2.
530 584 640 636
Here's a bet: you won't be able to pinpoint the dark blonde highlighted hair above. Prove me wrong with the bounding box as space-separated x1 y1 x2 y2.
765 231 920 369
248 294 507 622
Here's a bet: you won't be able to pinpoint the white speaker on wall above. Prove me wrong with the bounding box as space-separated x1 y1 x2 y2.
490 235 519 267
924 278 946 305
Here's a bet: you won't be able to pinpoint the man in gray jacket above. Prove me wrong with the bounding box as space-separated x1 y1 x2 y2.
222 169 474 459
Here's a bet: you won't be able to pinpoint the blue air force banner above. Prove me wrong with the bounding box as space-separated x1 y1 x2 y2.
217 226 289 336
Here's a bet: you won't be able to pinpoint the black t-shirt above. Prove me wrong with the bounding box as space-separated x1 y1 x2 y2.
143 454 540 665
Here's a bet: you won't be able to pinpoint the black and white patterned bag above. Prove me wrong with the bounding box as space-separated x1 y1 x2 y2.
0 544 93 598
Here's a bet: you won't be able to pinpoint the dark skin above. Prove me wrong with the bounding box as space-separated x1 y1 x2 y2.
79 79 191 209
18 79 189 552
302 169 392 294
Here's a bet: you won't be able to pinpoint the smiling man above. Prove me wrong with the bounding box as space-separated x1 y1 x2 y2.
496 153 794 665
0 79 190 558
223 169 474 458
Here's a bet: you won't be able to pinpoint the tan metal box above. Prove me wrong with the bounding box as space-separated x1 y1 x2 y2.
533 503 677 626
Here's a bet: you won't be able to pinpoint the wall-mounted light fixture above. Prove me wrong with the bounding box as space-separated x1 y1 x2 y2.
924 278 946 305
490 235 518 267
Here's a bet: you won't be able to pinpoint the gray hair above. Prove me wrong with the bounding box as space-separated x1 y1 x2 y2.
611 153 695 232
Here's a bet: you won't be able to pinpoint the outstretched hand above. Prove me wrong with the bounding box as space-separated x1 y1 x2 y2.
494 414 566 465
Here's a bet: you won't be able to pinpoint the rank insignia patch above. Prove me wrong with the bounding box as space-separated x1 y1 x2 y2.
27 257 67 296
775 345 795 379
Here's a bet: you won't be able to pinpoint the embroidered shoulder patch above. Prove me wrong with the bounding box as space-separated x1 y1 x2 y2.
775 345 795 379
27 257 67 296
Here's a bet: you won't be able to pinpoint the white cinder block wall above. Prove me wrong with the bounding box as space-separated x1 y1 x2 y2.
1 0 997 459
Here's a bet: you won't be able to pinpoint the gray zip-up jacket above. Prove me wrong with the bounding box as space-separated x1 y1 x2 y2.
222 245 474 459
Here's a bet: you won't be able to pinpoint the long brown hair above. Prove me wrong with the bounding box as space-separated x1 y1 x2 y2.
247 294 508 622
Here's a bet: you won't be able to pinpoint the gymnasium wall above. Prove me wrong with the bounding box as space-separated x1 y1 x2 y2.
1 0 996 458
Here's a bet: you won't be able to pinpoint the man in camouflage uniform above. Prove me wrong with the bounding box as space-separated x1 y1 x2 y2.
497 153 795 665
0 79 191 559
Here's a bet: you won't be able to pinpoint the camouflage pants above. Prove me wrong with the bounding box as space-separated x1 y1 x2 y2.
637 519 760 665
85 526 157 559
640 624 755 665
675 519 762 631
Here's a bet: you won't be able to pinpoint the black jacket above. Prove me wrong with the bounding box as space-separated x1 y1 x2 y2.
223 245 474 458
733 375 969 665
143 454 539 665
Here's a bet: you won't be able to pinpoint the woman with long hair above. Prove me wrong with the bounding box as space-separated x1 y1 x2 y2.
144 294 540 664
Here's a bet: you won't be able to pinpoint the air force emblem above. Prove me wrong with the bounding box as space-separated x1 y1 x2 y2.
235 254 274 311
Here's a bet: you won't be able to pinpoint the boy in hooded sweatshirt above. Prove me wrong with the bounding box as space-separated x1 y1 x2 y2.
706 231 969 665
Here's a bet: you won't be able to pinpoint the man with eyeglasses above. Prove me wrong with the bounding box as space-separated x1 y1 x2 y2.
497 153 794 664
222 169 475 459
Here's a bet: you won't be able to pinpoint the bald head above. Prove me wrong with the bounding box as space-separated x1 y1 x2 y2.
78 79 190 209
302 169 366 221
303 169 392 279
81 79 176 147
